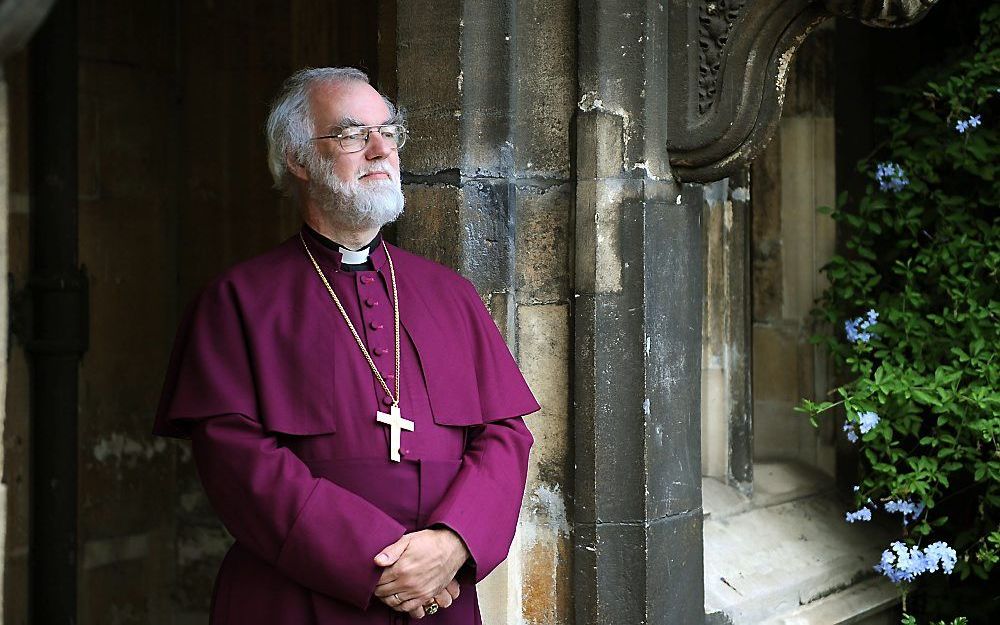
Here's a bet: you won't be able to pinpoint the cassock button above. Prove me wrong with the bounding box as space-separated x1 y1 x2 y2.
365 298 379 308
370 321 383 330
382 396 393 406
360 275 375 285
373 347 386 356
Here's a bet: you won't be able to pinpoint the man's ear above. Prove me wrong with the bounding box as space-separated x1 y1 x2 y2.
285 150 309 182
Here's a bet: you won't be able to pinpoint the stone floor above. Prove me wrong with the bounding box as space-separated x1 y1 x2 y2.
703 462 900 624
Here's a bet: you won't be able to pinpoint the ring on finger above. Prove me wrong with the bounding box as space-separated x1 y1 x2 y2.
393 593 402 606
424 599 440 615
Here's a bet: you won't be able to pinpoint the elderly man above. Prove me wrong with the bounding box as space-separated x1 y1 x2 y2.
153 67 539 624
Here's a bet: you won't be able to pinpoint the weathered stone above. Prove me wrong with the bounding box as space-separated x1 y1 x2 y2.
396 0 462 175
514 183 571 305
457 2 511 177
574 511 702 625
750 133 783 322
574 178 642 295
752 324 800 404
512 0 575 179
576 110 625 180
701 175 753 489
397 182 464 270
704 463 897 624
459 178 514 296
519 304 571 488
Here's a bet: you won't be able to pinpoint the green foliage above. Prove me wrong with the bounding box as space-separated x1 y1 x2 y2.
798 0 1000 602
903 616 969 625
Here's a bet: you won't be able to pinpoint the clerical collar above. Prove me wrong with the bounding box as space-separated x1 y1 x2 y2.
302 224 383 271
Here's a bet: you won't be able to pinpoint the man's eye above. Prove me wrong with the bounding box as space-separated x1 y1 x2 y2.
380 128 398 139
343 131 366 141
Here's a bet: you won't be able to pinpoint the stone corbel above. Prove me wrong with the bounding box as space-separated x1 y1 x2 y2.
665 0 939 183
0 0 56 60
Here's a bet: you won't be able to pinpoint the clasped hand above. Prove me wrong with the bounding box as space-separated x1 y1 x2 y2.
373 528 470 619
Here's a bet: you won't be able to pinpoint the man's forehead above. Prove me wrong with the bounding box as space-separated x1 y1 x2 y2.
309 81 390 127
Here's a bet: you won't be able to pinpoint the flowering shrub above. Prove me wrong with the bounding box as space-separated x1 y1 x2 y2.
798 4 999 620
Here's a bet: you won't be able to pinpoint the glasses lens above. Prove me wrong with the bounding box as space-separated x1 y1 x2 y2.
383 125 407 149
339 130 367 153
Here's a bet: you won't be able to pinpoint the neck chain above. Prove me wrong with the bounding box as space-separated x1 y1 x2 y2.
299 233 401 407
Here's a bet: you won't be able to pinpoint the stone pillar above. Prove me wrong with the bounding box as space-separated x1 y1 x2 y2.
573 2 704 623
394 1 576 623
701 172 752 493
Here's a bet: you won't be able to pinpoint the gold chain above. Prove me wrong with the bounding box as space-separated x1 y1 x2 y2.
299 233 401 407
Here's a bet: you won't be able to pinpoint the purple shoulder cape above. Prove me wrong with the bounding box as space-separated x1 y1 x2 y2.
153 235 540 437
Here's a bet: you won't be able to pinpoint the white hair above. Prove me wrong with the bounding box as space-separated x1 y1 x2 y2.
264 67 402 195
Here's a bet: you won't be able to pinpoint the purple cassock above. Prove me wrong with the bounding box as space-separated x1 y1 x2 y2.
153 226 540 624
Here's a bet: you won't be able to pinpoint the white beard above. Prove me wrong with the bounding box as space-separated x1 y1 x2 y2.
305 153 405 230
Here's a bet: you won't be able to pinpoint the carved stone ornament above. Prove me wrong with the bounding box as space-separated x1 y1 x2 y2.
666 0 939 183
0 0 57 60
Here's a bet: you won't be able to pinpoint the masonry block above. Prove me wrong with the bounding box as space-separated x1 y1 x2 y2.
514 183 572 305
457 2 512 176
397 182 463 270
513 0 575 178
577 109 625 180
396 0 462 174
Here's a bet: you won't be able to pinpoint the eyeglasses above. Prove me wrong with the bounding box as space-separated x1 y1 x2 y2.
310 124 408 153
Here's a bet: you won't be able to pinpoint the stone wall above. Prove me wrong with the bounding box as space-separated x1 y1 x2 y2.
394 2 577 621
750 22 837 474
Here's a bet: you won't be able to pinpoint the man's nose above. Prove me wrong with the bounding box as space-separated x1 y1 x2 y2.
364 130 393 159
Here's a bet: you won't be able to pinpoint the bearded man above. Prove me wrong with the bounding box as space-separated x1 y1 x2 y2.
153 67 539 624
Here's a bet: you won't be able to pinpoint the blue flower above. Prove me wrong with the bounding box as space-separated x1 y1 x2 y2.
923 541 958 574
884 498 925 524
843 421 859 443
875 162 909 192
955 114 983 134
875 541 930 583
858 411 880 434
846 507 872 523
845 309 878 344
875 540 957 583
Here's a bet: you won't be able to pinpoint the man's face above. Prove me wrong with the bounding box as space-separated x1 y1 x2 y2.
302 81 404 230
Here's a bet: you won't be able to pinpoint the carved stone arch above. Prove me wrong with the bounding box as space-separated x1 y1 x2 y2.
0 0 57 60
666 0 939 182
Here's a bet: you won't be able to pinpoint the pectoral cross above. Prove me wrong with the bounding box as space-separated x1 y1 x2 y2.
376 405 414 462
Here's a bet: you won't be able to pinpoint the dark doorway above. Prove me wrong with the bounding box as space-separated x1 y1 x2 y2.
5 2 394 622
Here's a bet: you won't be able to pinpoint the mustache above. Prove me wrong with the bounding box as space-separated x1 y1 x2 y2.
356 163 397 180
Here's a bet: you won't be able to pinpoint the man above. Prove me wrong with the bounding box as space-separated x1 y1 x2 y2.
153 67 540 624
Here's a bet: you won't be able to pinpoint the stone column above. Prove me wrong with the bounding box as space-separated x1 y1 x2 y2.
573 2 704 624
701 172 752 493
394 1 576 623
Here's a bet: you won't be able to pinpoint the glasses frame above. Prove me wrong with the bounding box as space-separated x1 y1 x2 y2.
310 124 408 153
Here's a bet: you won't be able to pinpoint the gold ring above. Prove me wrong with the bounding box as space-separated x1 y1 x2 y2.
393 593 401 605
424 599 440 615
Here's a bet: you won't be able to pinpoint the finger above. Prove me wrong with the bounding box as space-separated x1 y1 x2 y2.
379 591 407 608
374 570 399 590
445 579 460 600
434 589 453 609
373 582 402 598
408 606 426 619
375 536 409 567
399 595 434 613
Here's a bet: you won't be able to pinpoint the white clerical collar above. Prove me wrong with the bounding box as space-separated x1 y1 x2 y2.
338 246 370 264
